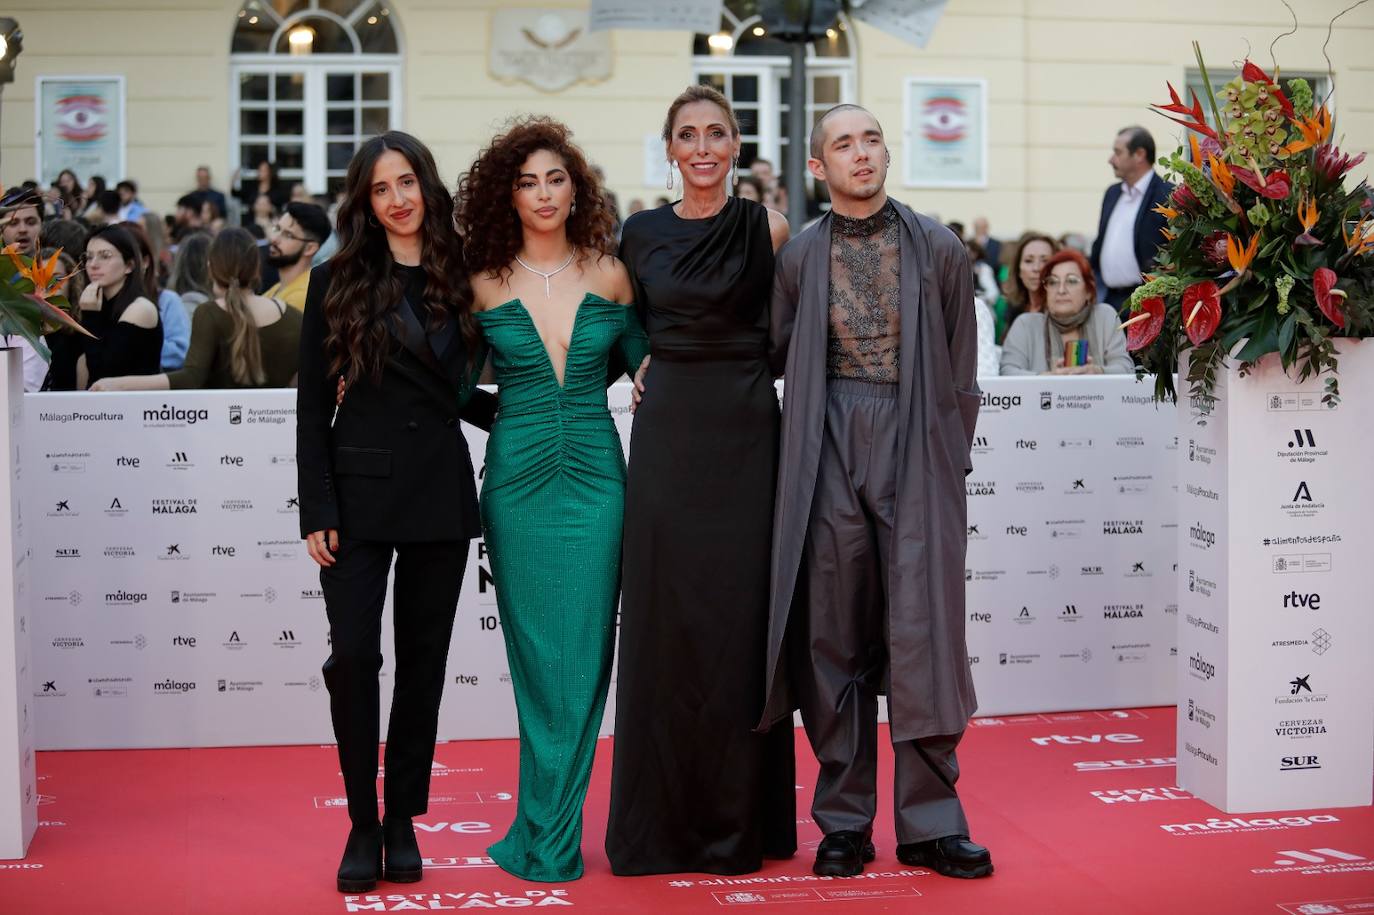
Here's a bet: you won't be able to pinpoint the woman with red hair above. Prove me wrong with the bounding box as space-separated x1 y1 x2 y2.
998 248 1132 375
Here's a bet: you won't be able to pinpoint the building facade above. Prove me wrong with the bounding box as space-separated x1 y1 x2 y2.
1 0 1370 240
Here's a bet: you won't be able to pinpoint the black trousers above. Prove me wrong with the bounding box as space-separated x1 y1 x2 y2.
796 381 969 844
320 537 470 825
1104 285 1136 312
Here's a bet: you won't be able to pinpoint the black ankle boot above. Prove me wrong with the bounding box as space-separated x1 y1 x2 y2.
337 822 383 893
383 815 422 883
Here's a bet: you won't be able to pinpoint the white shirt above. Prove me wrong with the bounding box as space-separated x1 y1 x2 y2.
3 336 49 391
973 296 1000 378
1100 171 1155 289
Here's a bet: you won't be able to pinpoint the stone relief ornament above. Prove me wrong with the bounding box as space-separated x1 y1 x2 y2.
489 9 612 93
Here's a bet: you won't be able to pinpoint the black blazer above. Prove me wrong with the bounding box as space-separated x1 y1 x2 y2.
296 261 496 543
1089 171 1174 288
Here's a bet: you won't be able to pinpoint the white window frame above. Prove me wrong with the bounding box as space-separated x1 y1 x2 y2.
229 58 402 195
229 1 404 196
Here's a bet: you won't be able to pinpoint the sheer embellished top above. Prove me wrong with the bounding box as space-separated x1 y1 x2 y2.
827 200 901 382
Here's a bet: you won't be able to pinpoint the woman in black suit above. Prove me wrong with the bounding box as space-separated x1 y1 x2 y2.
296 131 494 894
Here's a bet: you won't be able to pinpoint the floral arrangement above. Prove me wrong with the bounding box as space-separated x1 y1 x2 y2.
1124 43 1373 406
0 192 89 360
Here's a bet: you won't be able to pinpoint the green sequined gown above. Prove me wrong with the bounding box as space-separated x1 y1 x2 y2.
473 293 648 882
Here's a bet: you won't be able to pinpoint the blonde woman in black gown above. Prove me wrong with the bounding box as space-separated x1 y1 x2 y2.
606 85 797 875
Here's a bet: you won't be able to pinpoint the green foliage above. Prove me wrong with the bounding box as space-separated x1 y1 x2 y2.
1287 77 1314 118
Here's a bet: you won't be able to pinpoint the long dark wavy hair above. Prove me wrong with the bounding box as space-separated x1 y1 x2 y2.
85 224 148 322
455 116 616 279
323 131 476 385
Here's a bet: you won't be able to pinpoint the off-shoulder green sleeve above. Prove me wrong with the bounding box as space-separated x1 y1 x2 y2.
616 305 650 375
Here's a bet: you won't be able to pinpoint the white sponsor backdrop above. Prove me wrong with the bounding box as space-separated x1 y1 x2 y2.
0 352 37 858
1176 341 1374 812
22 376 1177 750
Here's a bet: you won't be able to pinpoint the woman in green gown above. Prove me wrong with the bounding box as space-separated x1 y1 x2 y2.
455 117 649 882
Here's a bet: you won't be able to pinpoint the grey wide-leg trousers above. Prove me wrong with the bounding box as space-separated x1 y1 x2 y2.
795 379 969 844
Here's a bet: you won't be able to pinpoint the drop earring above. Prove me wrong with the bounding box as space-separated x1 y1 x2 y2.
731 157 739 189
666 163 674 191
571 200 577 215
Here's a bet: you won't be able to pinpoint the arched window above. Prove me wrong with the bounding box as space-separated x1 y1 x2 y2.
692 1 856 173
230 0 402 199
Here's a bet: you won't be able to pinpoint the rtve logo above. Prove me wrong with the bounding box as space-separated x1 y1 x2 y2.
115 456 140 468
1284 591 1321 610
1031 733 1143 747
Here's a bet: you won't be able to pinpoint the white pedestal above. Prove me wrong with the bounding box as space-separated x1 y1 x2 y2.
1177 339 1374 813
0 350 37 857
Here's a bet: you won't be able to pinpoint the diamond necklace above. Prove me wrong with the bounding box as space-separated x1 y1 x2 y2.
514 251 576 297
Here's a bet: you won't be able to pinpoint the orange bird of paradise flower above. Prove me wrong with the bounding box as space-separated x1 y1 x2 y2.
2 244 93 336
1293 195 1320 246
1206 154 1235 198
1152 202 1179 221
1284 106 1333 156
1344 214 1374 258
4 245 65 299
1225 233 1259 273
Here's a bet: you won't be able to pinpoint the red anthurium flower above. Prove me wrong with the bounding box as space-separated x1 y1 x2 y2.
1241 60 1295 118
1312 268 1346 328
1233 166 1291 200
1314 145 1367 183
1121 297 1166 351
1182 281 1222 345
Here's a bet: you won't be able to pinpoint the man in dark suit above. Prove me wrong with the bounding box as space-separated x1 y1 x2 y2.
972 217 1001 277
1090 126 1172 312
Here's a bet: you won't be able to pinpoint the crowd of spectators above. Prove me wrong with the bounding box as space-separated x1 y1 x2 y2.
1 162 331 392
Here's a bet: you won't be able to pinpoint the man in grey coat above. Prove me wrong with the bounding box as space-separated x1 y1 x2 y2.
761 105 991 880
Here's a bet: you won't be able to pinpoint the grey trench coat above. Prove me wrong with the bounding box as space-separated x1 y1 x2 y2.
759 201 981 743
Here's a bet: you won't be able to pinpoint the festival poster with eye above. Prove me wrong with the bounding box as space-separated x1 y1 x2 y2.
36 76 126 189
902 77 986 188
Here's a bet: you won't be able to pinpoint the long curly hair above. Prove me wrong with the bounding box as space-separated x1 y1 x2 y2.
455 116 616 279
323 131 477 385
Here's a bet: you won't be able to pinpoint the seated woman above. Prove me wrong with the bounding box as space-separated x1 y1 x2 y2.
90 227 301 390
999 248 1133 376
75 224 163 389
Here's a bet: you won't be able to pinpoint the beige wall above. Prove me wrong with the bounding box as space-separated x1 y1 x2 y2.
2 0 1370 243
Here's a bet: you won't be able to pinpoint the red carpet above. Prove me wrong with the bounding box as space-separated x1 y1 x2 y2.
4 708 1373 914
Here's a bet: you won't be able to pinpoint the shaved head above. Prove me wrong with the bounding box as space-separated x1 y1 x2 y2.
810 104 882 161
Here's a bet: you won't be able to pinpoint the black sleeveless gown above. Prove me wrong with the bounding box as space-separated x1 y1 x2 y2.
606 197 797 875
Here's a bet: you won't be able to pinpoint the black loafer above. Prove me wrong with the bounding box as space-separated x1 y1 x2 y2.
337 823 383 893
813 830 877 877
383 816 423 883
896 835 993 879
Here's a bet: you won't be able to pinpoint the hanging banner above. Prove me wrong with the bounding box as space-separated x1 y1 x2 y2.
851 0 948 49
588 0 723 33
903 76 987 189
35 76 126 188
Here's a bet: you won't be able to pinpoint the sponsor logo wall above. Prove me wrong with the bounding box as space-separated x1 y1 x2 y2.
27 379 1176 749
964 378 1177 714
1176 341 1374 812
